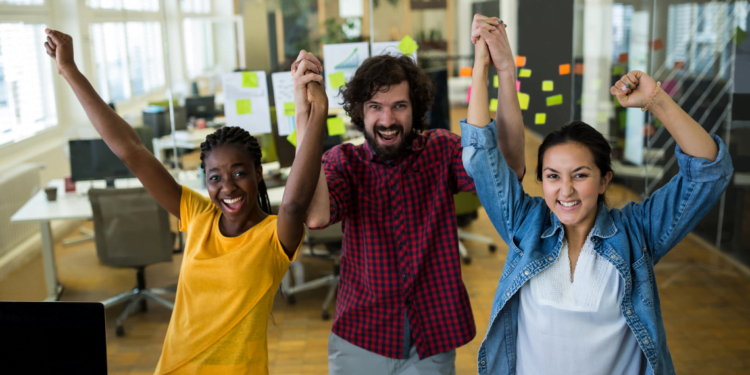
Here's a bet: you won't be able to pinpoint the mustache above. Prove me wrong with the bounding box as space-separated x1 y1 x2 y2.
372 124 404 133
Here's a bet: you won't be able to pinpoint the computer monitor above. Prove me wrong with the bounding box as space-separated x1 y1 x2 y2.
186 96 215 120
271 115 342 169
0 301 107 374
70 139 133 187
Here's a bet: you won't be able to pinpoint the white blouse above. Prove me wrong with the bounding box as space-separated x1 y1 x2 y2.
515 234 646 375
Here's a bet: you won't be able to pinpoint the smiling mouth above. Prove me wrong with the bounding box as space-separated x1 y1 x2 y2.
221 196 245 213
377 129 401 145
558 200 581 209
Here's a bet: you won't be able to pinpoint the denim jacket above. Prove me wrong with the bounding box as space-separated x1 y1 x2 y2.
460 119 733 375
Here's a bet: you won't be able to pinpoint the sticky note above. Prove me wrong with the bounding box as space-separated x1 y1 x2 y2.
597 112 608 123
559 64 571 75
284 102 295 116
546 94 563 106
517 92 529 110
651 38 664 51
735 26 748 47
287 129 297 147
242 72 258 88
515 56 526 67
612 66 624 75
516 81 521 92
398 35 419 55
327 117 346 136
490 99 498 112
518 69 531 78
618 53 629 63
535 113 546 125
542 81 554 91
575 63 585 75
674 61 685 70
459 67 473 77
329 72 346 89
493 76 498 88
466 86 471 102
236 99 252 114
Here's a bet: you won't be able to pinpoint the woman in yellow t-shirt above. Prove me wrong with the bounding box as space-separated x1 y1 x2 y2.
45 30 328 374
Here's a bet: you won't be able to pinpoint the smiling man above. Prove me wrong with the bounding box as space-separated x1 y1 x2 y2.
292 21 525 373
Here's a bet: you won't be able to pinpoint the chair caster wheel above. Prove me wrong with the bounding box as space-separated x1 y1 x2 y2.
322 310 330 320
287 295 296 305
489 245 497 252
116 325 125 337
462 257 472 265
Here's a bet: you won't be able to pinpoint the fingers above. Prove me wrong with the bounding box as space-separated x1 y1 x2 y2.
620 75 635 92
299 71 323 86
45 29 65 46
626 71 640 86
612 81 629 98
44 41 55 58
293 59 314 80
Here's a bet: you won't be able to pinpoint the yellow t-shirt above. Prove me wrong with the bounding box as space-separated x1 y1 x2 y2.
154 186 300 375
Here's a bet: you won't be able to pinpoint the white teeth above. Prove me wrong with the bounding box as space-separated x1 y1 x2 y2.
379 130 398 136
223 197 242 204
559 200 580 207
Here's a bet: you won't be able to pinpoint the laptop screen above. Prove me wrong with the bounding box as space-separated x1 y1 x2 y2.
0 302 107 374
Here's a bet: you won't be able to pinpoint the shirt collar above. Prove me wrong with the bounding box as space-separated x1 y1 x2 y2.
541 201 618 239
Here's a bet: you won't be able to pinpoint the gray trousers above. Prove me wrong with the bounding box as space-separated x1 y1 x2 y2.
328 333 456 375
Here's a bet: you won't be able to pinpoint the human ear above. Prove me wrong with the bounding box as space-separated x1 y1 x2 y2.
599 171 613 194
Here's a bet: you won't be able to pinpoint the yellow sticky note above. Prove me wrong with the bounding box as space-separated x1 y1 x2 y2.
613 66 624 75
236 99 252 114
398 35 419 56
519 69 531 78
542 81 554 91
546 94 563 106
329 72 346 89
287 129 297 147
242 72 258 88
493 76 498 88
517 92 529 110
535 113 546 125
490 99 498 112
327 117 346 136
284 102 295 116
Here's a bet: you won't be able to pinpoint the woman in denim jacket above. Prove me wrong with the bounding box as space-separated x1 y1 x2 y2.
464 19 733 375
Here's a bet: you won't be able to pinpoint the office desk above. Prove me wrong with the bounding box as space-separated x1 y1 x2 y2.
11 171 285 301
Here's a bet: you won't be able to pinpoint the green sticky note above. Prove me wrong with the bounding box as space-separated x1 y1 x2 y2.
597 112 608 122
327 117 346 136
734 26 747 47
287 129 297 147
236 99 252 114
542 80 554 91
489 99 498 112
535 113 546 125
518 69 531 78
398 35 419 56
242 72 258 88
517 92 529 110
546 94 563 106
613 66 624 75
329 72 346 89
493 76 498 88
284 102 295 116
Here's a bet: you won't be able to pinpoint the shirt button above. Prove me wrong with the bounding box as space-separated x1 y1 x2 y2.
644 339 650 345
626 310 632 315
524 270 530 276
480 361 486 365
610 254 617 259
548 256 553 261
506 291 510 296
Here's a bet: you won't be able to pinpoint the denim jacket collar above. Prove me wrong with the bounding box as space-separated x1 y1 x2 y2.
541 202 619 239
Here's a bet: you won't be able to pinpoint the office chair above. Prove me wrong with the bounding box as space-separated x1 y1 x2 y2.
282 222 342 320
455 192 497 264
89 188 176 336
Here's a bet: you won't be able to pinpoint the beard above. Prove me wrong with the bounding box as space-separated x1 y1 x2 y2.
364 124 412 161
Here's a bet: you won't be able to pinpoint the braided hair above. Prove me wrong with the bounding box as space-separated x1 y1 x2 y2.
199 126 272 214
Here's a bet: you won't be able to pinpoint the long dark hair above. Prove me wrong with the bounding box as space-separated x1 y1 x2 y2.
199 126 272 214
536 121 613 203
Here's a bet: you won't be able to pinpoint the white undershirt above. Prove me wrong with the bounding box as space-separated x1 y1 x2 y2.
515 234 646 375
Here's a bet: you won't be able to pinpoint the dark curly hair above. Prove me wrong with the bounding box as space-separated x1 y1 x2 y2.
199 126 272 214
341 54 435 132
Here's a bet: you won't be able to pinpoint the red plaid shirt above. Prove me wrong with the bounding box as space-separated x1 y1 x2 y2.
321 129 476 359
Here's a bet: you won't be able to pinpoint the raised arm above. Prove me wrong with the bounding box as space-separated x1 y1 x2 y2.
45 29 182 218
276 54 328 255
469 15 525 178
611 70 718 161
290 51 332 228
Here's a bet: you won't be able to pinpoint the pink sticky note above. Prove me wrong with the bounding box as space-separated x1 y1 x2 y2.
516 81 521 92
467 86 471 102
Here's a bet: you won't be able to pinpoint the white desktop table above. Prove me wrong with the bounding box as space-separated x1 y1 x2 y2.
11 169 284 301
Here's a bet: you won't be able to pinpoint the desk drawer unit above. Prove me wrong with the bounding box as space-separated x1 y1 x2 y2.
0 163 42 257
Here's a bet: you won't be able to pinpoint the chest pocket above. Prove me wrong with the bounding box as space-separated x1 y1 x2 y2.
632 250 655 306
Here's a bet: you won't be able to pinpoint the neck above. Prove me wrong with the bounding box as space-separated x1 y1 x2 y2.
219 205 267 237
562 208 598 250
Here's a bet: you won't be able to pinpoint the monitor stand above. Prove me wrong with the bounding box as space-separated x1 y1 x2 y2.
106 178 116 188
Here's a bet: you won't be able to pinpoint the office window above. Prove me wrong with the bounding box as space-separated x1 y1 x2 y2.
87 0 159 11
0 23 57 146
0 0 43 4
92 21 165 103
180 0 211 14
183 18 215 78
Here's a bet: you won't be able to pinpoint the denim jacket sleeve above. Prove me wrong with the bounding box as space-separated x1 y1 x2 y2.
461 119 542 244
624 134 733 263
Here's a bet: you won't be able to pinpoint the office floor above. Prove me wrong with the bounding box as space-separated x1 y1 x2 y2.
1 111 749 374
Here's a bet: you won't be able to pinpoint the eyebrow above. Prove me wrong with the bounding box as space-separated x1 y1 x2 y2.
365 100 409 106
543 166 592 173
207 163 245 172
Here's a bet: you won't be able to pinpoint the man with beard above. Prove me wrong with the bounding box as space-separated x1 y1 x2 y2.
292 14 524 374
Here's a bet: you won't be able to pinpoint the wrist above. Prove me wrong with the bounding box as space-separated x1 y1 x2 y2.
60 64 80 80
647 90 672 118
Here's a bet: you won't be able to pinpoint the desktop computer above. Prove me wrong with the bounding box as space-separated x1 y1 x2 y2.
185 96 216 120
143 105 187 138
69 139 133 187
